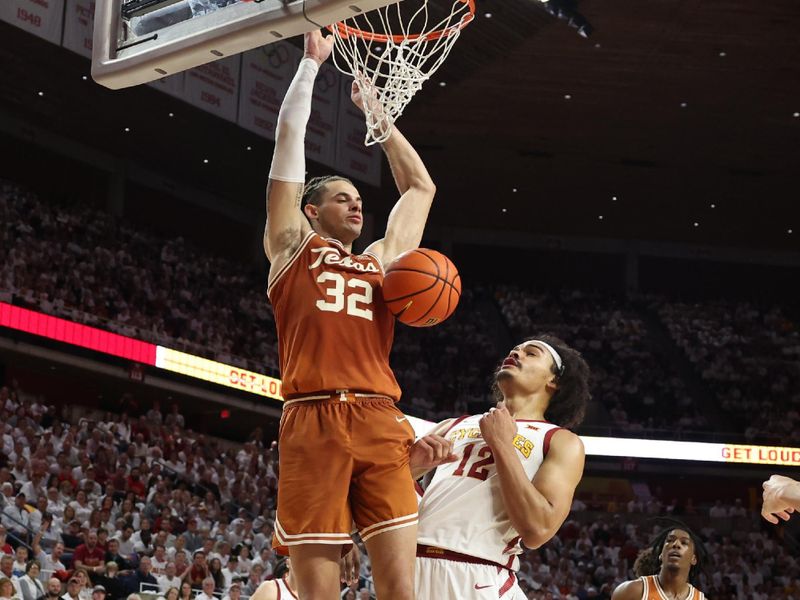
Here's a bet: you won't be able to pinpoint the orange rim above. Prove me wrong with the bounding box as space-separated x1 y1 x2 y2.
327 0 475 43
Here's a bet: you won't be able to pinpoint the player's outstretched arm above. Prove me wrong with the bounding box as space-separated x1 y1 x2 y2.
480 404 585 549
611 580 643 600
762 474 800 523
264 30 331 264
356 84 436 265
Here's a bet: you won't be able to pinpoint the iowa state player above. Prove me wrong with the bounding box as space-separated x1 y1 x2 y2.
264 29 439 600
410 336 590 599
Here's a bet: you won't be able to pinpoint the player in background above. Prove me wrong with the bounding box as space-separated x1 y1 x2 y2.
410 335 590 599
761 474 799 523
612 522 708 600
249 558 296 600
265 27 441 600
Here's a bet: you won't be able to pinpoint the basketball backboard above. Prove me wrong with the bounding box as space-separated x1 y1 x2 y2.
92 0 397 90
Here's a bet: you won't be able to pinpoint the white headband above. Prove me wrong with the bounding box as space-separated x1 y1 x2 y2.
528 340 564 374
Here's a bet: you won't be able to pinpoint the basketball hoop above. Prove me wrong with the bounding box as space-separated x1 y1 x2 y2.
329 0 475 145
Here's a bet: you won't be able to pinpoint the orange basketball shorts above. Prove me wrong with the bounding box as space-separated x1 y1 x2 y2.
273 394 418 554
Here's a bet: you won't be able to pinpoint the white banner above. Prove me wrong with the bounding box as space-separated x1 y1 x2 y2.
184 55 242 123
306 63 340 168
237 42 301 141
334 76 382 186
0 0 65 44
61 0 94 58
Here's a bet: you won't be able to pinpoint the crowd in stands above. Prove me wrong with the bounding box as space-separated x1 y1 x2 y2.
0 180 279 376
3 179 799 442
494 286 710 436
0 380 287 600
3 370 799 599
655 298 800 445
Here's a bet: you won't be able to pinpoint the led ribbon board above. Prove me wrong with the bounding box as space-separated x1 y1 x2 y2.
2 301 798 465
0 302 282 401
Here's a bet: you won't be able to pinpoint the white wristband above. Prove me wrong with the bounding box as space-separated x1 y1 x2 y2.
268 58 319 183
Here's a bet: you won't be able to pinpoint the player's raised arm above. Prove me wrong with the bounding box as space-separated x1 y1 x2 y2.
357 84 436 265
480 405 585 549
264 30 332 263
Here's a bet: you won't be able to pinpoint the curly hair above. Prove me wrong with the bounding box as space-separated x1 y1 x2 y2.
302 175 355 207
492 333 591 429
633 520 708 587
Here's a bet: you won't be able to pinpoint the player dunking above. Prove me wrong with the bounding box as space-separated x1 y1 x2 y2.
410 335 590 599
612 522 708 600
265 29 440 600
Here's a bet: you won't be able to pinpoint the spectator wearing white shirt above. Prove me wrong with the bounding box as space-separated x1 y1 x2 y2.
194 578 216 600
19 474 46 506
2 495 30 545
26 497 49 534
709 500 728 519
219 581 242 600
17 561 43 600
43 490 64 519
219 558 238 593
0 555 22 599
157 563 182 595
151 546 168 576
60 577 81 600
32 529 65 584
11 548 27 578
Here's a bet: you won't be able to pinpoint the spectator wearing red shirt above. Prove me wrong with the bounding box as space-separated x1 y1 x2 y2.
73 531 106 577
126 467 146 500
0 525 12 555
185 550 209 590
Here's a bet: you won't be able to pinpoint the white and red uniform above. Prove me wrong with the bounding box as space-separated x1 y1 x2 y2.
416 415 562 599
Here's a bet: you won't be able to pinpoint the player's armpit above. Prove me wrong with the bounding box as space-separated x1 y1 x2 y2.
610 580 643 600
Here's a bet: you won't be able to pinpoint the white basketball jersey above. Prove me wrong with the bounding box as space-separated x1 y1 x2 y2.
260 577 297 599
417 415 562 571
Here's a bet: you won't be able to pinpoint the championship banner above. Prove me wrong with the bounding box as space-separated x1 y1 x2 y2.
334 75 382 186
237 42 301 141
61 0 94 58
0 0 65 45
184 55 241 123
306 63 340 168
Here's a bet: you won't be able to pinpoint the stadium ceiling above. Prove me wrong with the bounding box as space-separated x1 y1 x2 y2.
0 0 798 250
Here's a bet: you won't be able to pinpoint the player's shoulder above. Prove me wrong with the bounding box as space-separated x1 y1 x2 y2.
545 426 584 455
611 577 644 600
250 579 279 600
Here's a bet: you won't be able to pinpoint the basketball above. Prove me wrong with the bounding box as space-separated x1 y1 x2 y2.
382 248 461 327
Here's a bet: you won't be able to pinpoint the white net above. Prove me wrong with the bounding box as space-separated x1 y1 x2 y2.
330 0 474 145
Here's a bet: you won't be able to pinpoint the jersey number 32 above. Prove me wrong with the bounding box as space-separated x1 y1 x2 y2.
315 272 373 321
